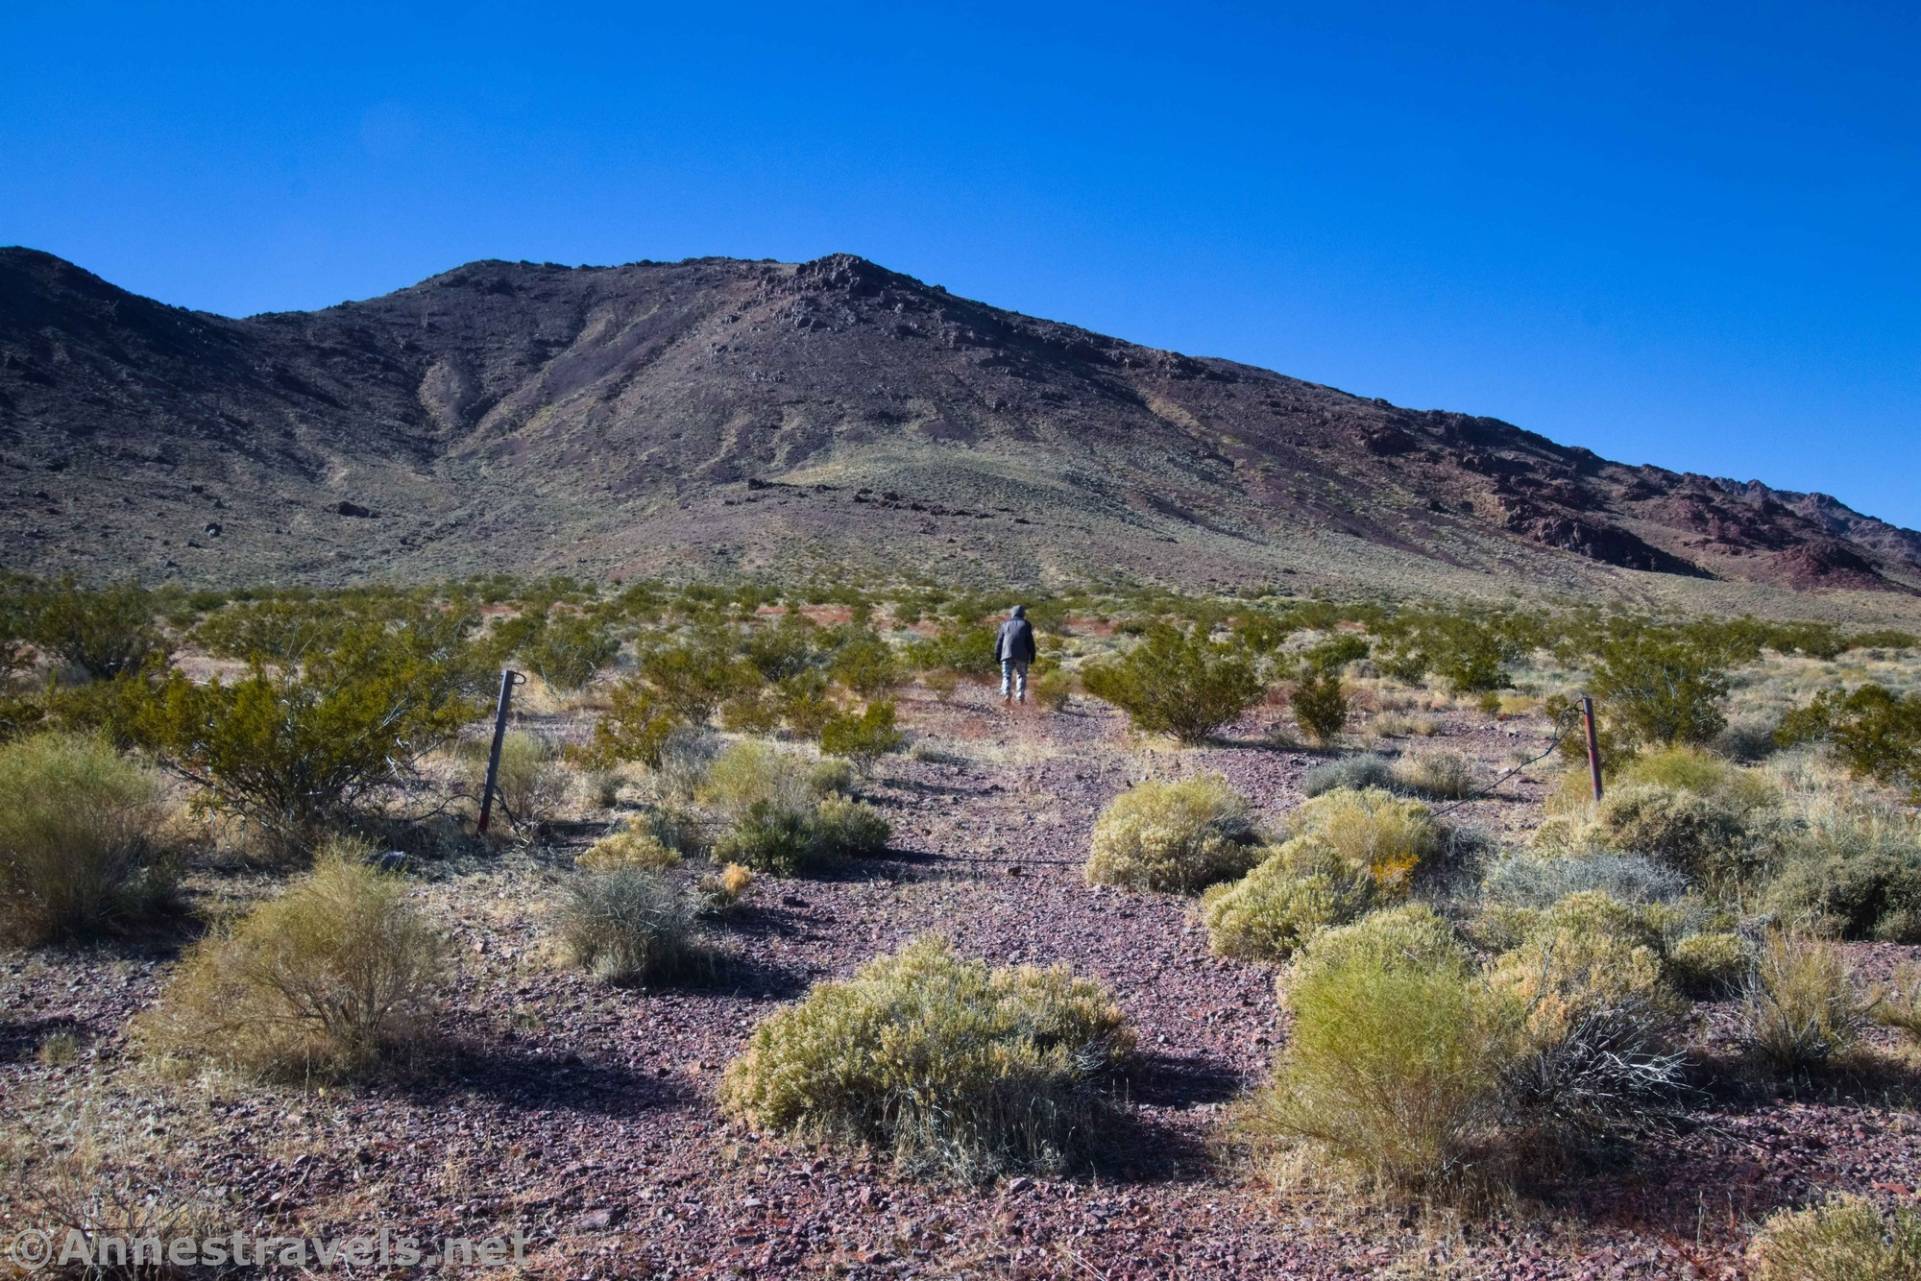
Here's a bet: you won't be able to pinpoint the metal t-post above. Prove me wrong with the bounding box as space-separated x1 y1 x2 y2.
477 670 524 836
1581 694 1604 802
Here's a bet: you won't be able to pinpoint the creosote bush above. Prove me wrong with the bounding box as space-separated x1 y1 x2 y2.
1591 632 1731 749
1199 835 1376 961
818 699 904 770
1085 774 1261 893
26 580 169 680
1780 683 1921 800
1290 665 1349 746
1748 1194 1921 1281
140 843 447 1079
554 868 703 986
0 731 171 946
1081 626 1262 744
720 937 1133 1182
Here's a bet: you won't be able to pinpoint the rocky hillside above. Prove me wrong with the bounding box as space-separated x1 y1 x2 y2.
2 246 1916 605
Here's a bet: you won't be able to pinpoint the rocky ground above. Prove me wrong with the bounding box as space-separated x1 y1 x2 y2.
4 682 1918 1279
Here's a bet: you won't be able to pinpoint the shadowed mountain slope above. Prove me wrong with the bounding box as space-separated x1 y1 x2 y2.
2 246 1916 614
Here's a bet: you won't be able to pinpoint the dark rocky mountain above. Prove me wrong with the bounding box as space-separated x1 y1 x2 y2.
3 245 1917 606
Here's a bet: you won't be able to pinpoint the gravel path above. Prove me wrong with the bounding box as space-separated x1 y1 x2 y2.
4 684 1917 1278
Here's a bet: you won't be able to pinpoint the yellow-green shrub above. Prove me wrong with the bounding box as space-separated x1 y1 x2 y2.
1666 930 1750 996
0 731 170 945
1246 907 1511 1191
719 937 1133 1181
1085 774 1260 892
140 844 448 1078
1748 1194 1921 1281
1737 932 1871 1073
1289 787 1439 894
1199 836 1376 961
575 818 683 872
1593 783 1758 890
1081 626 1263 744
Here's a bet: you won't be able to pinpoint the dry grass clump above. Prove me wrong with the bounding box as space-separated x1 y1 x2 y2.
575 816 684 871
460 728 567 830
1761 800 1921 943
1390 748 1479 800
139 842 448 1079
1747 1194 1921 1280
1301 753 1394 798
1370 711 1441 739
1288 787 1440 893
554 867 704 986
0 730 172 945
720 937 1134 1182
1736 932 1875 1074
697 861 756 913
1199 835 1378 961
1085 774 1262 893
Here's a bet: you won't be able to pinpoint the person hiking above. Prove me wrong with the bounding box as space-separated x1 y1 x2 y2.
994 604 1037 703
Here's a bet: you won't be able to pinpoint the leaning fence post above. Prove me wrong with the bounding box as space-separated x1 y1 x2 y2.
1581 694 1604 803
477 670 524 835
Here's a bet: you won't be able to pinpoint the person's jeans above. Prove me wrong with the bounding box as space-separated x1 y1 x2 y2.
1000 660 1029 700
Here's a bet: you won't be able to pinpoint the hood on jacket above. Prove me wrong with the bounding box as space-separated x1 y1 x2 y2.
1010 605 1026 619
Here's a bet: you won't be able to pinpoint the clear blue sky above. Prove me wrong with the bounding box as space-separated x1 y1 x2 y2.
5 1 1916 528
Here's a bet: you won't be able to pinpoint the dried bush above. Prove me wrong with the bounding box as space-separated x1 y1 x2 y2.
575 817 684 872
1085 774 1261 893
462 728 566 831
554 867 703 986
1391 748 1479 800
1747 1194 1921 1281
1081 626 1262 744
1246 907 1512 1191
140 843 448 1078
1736 932 1873 1073
1301 753 1394 798
1289 787 1439 894
697 862 756 913
0 731 171 946
1762 803 1921 943
1199 835 1376 961
720 937 1133 1182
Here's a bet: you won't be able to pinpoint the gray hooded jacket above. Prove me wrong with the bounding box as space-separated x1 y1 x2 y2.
994 606 1037 664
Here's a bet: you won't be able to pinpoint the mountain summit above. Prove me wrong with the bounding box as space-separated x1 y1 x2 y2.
2 246 1916 604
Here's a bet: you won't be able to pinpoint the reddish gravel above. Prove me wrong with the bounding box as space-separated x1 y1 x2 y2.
4 683 1919 1279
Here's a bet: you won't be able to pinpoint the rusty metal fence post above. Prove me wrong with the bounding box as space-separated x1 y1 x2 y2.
477 670 525 835
1581 695 1604 803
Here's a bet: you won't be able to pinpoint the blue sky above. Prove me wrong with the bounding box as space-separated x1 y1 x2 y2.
4 1 1916 528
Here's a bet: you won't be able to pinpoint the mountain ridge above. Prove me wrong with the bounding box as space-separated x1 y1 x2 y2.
2 245 1916 615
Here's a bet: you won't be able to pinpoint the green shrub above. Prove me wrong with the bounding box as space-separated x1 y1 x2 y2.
700 740 842 818
1302 753 1394 797
26 580 169 680
125 623 476 852
1617 747 1778 815
1030 666 1075 712
1289 787 1439 894
1748 1194 1921 1281
0 731 171 945
1390 748 1478 800
139 844 447 1078
522 615 619 691
1592 783 1757 890
812 794 892 857
1081 626 1262 744
828 633 901 697
1085 775 1261 892
554 868 702 986
1736 932 1872 1073
1199 836 1376 961
1779 684 1921 799
719 937 1133 1181
1761 805 1921 943
1591 632 1730 749
818 699 904 770
1246 907 1511 1191
713 795 892 875
1289 665 1349 746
